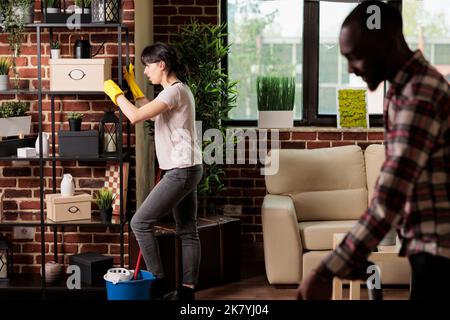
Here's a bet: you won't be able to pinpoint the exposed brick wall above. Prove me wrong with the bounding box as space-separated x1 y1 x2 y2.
0 0 136 273
154 0 219 43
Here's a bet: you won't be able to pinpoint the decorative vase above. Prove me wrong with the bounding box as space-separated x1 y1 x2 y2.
61 174 74 197
35 132 50 156
41 261 63 284
69 119 82 131
100 207 113 222
51 49 60 59
0 75 8 91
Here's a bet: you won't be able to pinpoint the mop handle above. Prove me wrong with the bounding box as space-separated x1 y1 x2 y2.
133 168 163 280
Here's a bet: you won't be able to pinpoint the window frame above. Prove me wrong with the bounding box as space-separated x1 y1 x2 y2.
221 0 402 127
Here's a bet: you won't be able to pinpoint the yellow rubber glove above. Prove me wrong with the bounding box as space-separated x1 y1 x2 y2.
104 80 124 106
123 64 145 101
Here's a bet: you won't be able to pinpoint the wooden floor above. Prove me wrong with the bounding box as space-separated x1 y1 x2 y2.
197 275 409 300
196 248 410 300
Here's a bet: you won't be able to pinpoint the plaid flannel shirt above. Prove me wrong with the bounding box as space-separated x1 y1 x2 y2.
316 50 450 280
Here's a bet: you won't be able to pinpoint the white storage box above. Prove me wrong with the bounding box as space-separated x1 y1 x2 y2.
17 147 36 158
45 193 92 222
49 58 112 92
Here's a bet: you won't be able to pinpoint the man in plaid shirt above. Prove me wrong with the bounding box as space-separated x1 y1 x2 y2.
297 0 450 300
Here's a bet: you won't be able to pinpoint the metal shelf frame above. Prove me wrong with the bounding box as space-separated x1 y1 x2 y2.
0 24 131 298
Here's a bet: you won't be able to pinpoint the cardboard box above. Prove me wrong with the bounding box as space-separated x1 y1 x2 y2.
45 193 92 222
69 253 113 285
49 58 112 92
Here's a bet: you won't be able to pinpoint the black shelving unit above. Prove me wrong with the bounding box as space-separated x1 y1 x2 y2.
0 23 130 299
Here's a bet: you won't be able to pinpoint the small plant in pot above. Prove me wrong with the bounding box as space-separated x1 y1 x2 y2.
50 41 60 59
257 76 295 128
43 0 59 13
0 57 11 91
75 0 91 14
94 188 115 222
68 112 83 131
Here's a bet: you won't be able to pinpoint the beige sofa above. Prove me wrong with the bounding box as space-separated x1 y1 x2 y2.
262 145 410 285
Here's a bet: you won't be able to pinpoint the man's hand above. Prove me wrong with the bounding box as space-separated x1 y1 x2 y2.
123 64 145 101
296 270 333 300
104 80 124 106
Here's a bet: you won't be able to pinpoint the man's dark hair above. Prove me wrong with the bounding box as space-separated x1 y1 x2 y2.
342 0 403 38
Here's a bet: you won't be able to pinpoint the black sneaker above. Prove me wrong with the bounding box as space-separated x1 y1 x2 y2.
163 286 195 301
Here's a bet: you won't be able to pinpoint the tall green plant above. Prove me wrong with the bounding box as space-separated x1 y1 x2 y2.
257 76 295 111
173 21 238 214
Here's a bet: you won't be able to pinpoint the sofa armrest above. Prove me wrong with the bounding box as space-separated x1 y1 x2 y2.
262 194 303 284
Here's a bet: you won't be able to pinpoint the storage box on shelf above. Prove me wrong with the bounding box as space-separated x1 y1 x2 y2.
0 135 36 157
58 130 100 157
49 58 112 92
45 193 92 222
69 253 114 285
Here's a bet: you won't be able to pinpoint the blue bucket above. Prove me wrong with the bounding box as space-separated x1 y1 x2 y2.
105 270 155 300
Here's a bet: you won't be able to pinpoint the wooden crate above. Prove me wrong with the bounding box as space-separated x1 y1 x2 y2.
45 193 92 222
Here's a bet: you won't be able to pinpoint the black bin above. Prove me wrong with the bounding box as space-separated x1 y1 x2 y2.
69 252 113 285
58 130 99 157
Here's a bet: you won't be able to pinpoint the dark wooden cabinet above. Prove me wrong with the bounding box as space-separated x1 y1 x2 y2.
129 215 241 291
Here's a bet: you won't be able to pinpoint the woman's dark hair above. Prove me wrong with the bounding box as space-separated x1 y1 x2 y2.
141 42 187 82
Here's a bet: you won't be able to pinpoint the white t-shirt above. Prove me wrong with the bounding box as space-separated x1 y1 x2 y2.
154 83 202 170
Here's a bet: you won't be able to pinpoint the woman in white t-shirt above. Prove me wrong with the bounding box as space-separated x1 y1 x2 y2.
104 42 203 301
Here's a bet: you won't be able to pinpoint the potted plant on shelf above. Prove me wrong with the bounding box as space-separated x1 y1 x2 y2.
43 0 59 14
75 0 91 14
94 188 115 222
0 101 31 137
0 57 11 91
10 0 36 24
257 76 295 128
1 1 35 90
50 41 60 59
68 112 83 131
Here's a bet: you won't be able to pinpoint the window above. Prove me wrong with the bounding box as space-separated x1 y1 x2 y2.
227 0 303 121
319 1 384 116
223 0 450 126
402 0 450 83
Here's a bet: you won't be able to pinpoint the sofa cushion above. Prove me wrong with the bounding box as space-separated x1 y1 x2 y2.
291 188 368 221
299 220 357 250
265 145 367 195
364 144 385 202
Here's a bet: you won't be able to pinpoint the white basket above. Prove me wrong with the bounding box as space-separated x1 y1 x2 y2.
104 268 134 284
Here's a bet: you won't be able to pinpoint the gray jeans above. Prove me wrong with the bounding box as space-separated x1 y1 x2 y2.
130 164 203 285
